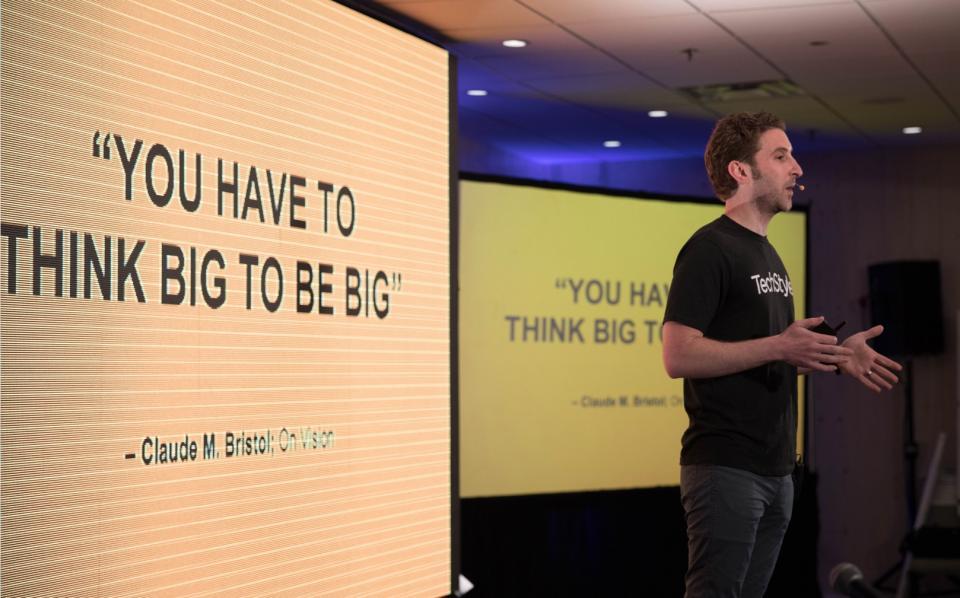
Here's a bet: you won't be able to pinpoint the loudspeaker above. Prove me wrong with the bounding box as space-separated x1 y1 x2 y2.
868 260 943 356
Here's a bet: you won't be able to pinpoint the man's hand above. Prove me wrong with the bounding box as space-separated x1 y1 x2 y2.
778 316 853 372
838 325 903 392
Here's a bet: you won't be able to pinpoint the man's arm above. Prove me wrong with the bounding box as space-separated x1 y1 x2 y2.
662 316 853 380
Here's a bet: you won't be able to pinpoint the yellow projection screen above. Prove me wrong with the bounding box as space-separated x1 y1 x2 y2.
459 177 806 498
1 1 451 595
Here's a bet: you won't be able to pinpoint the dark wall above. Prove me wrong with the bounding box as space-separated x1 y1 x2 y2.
801 146 960 587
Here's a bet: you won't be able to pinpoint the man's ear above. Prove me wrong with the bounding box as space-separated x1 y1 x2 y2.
727 160 751 186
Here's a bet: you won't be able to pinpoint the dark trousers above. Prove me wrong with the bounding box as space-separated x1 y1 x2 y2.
680 465 793 598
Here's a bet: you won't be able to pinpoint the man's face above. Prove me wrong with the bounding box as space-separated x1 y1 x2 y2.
746 128 803 214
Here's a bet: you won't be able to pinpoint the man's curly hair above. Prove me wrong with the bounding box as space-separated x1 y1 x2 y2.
704 112 785 201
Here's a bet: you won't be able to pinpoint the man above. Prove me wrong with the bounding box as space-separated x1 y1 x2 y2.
662 112 902 598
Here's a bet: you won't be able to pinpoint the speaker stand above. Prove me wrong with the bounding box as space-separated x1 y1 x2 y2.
904 359 919 523
875 359 921 593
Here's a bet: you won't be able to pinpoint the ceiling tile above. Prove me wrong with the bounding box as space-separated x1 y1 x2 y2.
802 74 929 104
446 23 600 58
521 72 693 110
380 0 546 30
691 0 853 11
712 3 901 63
709 4 939 130
784 52 915 84
642 58 780 88
861 0 960 117
521 0 696 23
937 79 960 112
861 0 960 54
702 96 859 135
471 49 627 80
567 13 774 77
831 94 959 132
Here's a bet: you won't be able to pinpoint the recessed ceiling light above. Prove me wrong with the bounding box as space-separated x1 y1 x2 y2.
903 126 922 135
466 89 488 96
648 110 668 118
502 39 527 48
603 140 621 148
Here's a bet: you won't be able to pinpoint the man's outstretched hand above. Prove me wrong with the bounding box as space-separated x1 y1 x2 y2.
780 316 853 372
838 325 903 392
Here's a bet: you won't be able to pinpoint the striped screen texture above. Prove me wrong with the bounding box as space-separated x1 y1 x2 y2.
1 1 451 596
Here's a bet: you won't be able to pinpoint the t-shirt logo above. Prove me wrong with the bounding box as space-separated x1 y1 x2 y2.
750 272 793 297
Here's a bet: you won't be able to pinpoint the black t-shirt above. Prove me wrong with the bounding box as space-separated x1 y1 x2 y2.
664 215 797 476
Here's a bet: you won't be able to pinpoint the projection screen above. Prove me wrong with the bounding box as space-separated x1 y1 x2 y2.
459 177 806 498
1 1 451 595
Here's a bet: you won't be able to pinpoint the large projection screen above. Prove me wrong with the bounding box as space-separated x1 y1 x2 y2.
1 1 451 595
459 178 806 498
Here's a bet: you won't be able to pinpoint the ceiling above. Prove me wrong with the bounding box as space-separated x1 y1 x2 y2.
366 0 960 163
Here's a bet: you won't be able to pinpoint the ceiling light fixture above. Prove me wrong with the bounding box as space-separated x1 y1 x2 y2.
466 89 488 96
502 39 527 48
903 126 922 135
648 110 668 118
603 140 621 148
